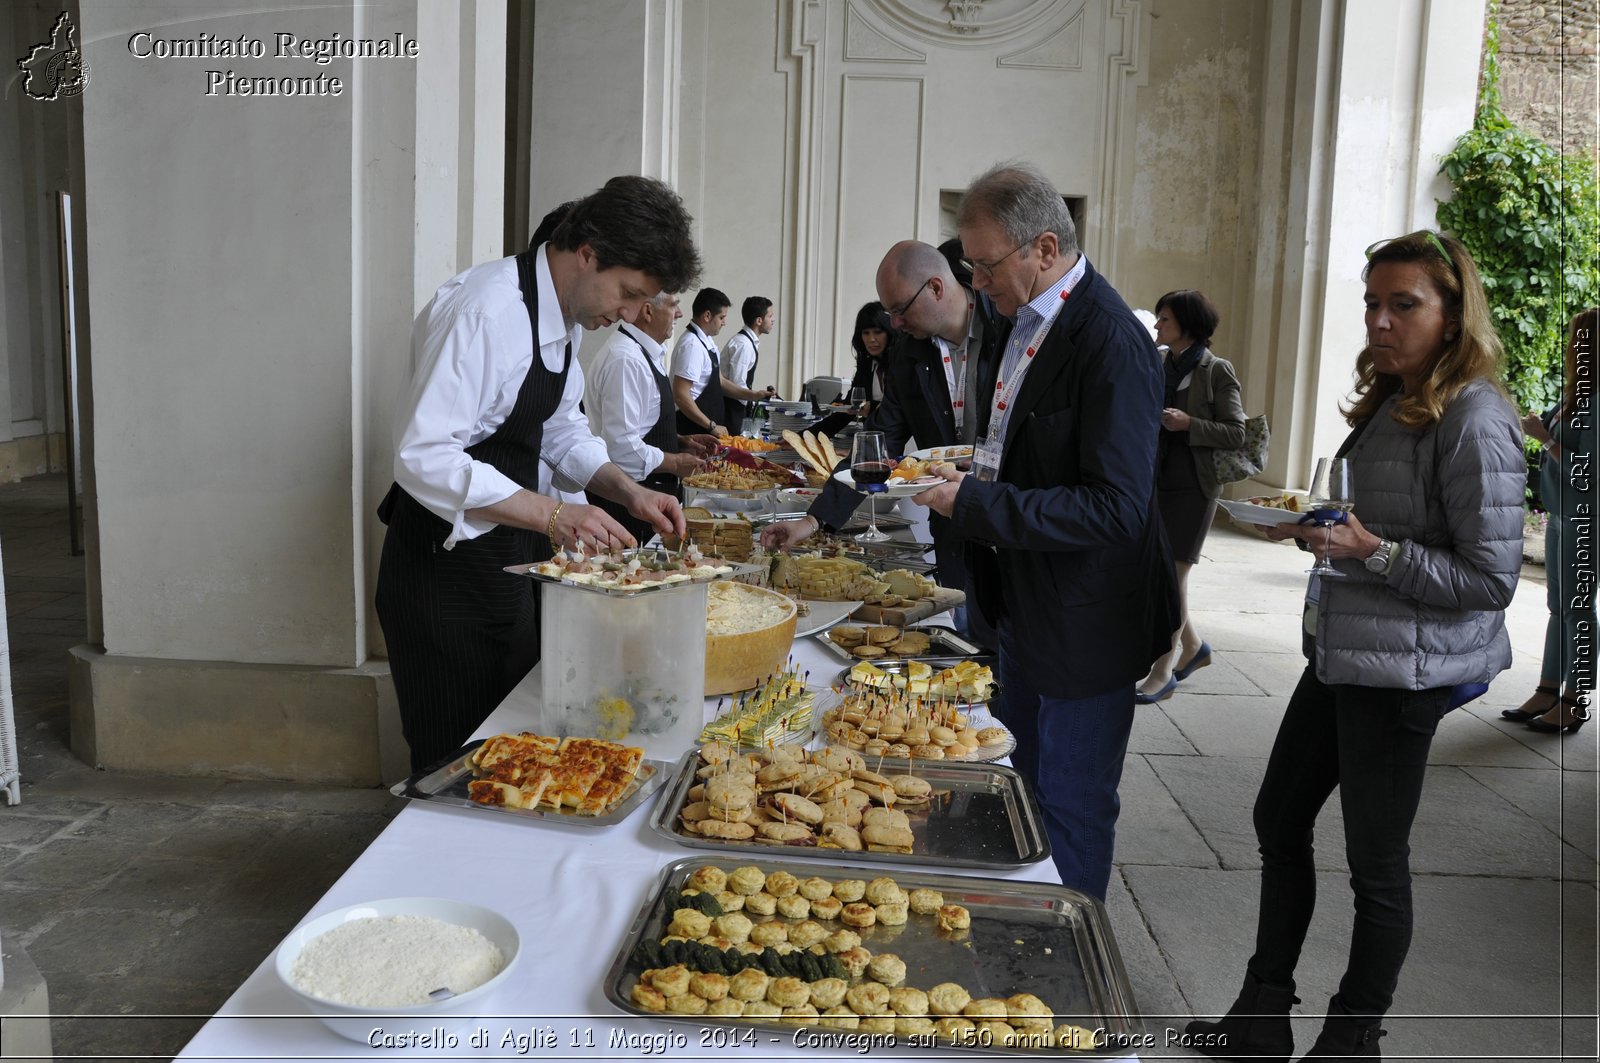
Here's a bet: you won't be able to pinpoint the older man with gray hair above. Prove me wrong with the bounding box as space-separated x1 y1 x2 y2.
584 289 720 543
910 161 1180 900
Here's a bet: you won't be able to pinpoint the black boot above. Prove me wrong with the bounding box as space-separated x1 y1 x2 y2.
1185 969 1300 1062
1300 995 1386 1059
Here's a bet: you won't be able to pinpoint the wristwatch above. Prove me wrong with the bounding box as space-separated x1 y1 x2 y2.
1364 538 1400 574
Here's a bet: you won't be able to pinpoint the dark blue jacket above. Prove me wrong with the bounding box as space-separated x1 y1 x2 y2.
953 259 1180 695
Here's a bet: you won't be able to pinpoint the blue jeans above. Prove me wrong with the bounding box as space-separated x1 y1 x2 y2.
1248 667 1446 1020
996 634 1135 901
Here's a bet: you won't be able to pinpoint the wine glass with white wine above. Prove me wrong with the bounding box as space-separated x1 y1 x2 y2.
1307 457 1354 579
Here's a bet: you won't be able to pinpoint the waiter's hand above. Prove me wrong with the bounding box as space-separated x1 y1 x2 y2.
760 517 819 552
553 504 637 553
660 451 706 477
679 434 720 457
911 462 964 517
710 423 730 438
627 486 686 539
765 386 780 399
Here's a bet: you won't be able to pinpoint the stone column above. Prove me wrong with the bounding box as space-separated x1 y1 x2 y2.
69 0 505 783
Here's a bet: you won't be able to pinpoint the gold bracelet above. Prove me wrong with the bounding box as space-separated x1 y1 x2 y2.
546 501 564 547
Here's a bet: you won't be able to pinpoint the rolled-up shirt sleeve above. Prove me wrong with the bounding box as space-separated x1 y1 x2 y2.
393 302 525 548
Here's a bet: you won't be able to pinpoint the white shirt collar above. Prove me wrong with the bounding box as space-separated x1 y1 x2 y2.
534 243 576 346
618 322 665 362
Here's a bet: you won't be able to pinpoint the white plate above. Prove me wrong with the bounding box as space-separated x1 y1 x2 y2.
831 467 943 498
906 444 974 462
1218 498 1310 527
792 599 859 638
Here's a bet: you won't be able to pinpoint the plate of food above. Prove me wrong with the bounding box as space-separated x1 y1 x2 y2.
906 444 974 463
830 467 943 498
792 599 860 639
1218 493 1311 527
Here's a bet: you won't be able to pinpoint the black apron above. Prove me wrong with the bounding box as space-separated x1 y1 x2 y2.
723 328 760 431
588 326 681 543
676 326 725 434
375 250 571 772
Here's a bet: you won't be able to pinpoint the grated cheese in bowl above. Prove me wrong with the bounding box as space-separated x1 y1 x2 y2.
274 897 520 1041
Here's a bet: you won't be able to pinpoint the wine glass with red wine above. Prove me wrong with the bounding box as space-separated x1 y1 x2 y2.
850 431 892 542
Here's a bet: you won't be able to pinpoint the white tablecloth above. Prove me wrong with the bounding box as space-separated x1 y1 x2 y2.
177 518 1138 1059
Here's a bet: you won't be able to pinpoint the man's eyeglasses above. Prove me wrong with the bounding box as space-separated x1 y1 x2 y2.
885 278 932 318
961 233 1039 279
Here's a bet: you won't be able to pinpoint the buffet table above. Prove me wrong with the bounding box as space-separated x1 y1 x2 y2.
176 510 1139 1060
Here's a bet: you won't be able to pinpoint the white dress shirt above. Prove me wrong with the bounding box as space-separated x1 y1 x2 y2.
721 328 759 389
585 324 671 481
393 244 610 548
671 323 720 398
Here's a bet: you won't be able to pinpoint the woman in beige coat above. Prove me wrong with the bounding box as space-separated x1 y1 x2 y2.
1137 290 1246 703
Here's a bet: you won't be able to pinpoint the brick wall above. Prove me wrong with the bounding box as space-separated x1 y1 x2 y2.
1493 0 1598 156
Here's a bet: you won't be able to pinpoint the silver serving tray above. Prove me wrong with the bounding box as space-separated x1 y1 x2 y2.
390 740 669 828
503 547 765 598
602 855 1141 1054
815 625 985 663
830 656 1001 700
649 750 1048 868
756 509 919 534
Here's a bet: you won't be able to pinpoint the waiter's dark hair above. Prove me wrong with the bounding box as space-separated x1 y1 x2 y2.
741 296 773 327
549 175 701 293
692 288 731 319
1153 289 1220 347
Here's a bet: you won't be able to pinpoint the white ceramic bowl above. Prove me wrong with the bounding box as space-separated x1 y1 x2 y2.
274 897 521 1042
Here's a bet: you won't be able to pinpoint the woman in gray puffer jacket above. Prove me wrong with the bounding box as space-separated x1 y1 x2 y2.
1187 230 1524 1062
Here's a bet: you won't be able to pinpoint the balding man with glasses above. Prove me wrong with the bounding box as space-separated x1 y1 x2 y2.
909 162 1180 901
760 238 1002 644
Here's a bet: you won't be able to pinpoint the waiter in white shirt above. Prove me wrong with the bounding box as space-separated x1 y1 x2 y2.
377 176 699 771
584 290 720 542
720 295 776 430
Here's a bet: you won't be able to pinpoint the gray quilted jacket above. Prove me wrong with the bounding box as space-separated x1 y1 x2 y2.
1317 378 1524 690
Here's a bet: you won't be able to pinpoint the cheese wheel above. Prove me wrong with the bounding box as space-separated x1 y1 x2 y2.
703 583 798 696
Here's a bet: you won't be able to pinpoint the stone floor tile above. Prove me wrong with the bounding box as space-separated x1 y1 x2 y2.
1461 765 1599 863
1195 648 1308 698
1117 755 1218 869
1186 607 1306 654
1144 755 1272 870
1105 869 1190 1025
4 590 69 616
210 779 404 815
1410 767 1591 880
18 594 85 621
1428 708 1573 769
1128 706 1198 756
0 885 92 947
2 837 130 894
1158 653 1262 698
0 794 106 822
1158 698 1288 759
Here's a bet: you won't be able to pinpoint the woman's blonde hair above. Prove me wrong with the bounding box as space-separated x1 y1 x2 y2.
1343 230 1506 428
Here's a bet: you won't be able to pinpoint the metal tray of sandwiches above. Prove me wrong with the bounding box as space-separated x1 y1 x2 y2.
602 854 1141 1053
390 737 670 828
649 745 1048 869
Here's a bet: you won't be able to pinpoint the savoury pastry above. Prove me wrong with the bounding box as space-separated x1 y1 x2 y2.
810 894 844 920
742 999 781 1019
963 997 1007 1019
727 865 766 895
788 920 828 949
895 1016 937 1038
928 982 971 1016
775 895 811 919
937 904 972 932
748 922 789 947
687 866 727 893
823 928 860 953
839 902 876 928
690 972 730 1001
866 952 906 987
907 887 944 915
976 1020 1019 1046
780 1003 820 1027
832 879 867 902
712 912 753 942
851 644 886 659
873 901 909 925
728 968 770 1002
864 877 907 906
857 1016 896 1034
706 997 745 1017
651 965 691 997
809 977 849 1009
798 876 834 901
695 819 755 841
845 981 891 1016
743 891 778 916
934 1016 977 1042
1006 992 1054 1030
835 945 872 979
819 1005 861 1030
889 986 930 1019
631 982 667 1012
766 976 811 1008
667 909 712 938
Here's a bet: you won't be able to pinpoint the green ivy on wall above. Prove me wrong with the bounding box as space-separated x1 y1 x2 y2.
1436 6 1599 415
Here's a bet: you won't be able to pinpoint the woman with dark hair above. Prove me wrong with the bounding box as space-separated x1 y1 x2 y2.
1187 231 1523 1060
1501 306 1598 733
1136 289 1246 703
848 301 894 414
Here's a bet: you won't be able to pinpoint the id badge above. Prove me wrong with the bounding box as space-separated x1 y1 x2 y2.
972 440 1002 483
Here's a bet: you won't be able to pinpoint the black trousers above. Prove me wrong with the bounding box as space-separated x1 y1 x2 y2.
376 516 543 772
1247 667 1447 1019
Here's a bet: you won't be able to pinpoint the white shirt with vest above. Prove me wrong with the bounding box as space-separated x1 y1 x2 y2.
585 323 673 482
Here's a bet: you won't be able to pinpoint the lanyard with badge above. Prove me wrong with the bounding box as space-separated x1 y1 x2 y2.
937 295 975 433
971 256 1087 482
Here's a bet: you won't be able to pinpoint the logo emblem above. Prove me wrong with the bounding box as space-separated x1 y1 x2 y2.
18 12 90 101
